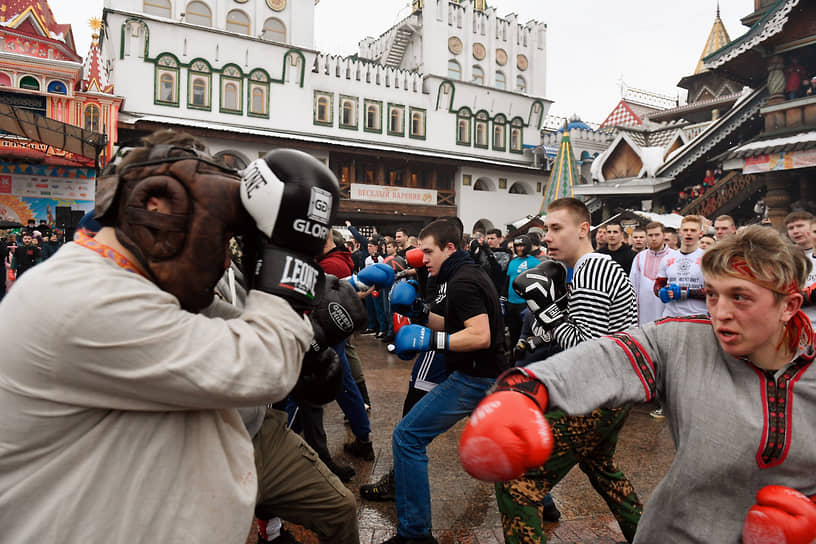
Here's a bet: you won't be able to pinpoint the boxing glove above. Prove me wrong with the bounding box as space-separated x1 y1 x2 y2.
310 274 367 351
346 263 396 292
393 324 448 360
513 336 549 362
393 313 411 334
385 255 409 275
513 261 568 330
658 286 672 303
406 247 425 268
289 346 343 406
240 150 339 313
742 485 816 544
390 280 430 325
658 284 682 303
458 367 553 482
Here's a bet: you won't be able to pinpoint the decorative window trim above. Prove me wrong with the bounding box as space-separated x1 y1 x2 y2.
456 108 472 146
187 59 212 110
226 9 251 35
220 65 243 114
84 103 101 132
387 103 405 137
46 80 67 94
19 75 40 91
314 90 333 126
364 99 382 133
248 82 269 118
339 95 358 130
462 174 472 186
154 54 179 106
499 178 507 190
510 117 524 154
409 107 426 140
493 115 507 151
474 111 489 149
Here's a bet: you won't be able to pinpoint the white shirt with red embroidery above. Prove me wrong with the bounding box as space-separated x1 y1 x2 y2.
657 247 707 318
630 245 673 326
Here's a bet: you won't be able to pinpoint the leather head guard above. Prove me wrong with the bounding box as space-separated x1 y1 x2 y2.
95 132 252 312
513 234 532 256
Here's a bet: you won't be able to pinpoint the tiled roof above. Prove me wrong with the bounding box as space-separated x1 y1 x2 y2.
0 0 74 51
80 32 113 94
540 128 579 213
600 100 643 128
695 8 731 74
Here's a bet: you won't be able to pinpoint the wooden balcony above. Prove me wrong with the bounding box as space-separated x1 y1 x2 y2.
761 95 816 134
679 171 759 217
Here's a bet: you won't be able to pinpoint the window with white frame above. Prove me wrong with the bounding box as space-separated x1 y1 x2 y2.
388 104 404 136
155 54 179 104
226 9 250 34
144 0 171 18
364 100 381 132
185 1 211 26
262 18 286 42
188 60 211 109
220 65 242 112
456 109 471 145
314 91 333 125
471 65 484 85
447 59 461 81
495 71 506 90
474 111 488 148
340 96 358 129
248 70 269 116
516 75 527 93
409 107 426 139
510 118 523 152
493 114 506 150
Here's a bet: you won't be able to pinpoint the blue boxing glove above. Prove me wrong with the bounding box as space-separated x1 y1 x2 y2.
390 280 430 324
346 262 396 292
392 324 449 360
659 284 682 303
658 287 672 303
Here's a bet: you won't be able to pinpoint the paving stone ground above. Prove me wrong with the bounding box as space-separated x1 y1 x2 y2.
253 333 676 544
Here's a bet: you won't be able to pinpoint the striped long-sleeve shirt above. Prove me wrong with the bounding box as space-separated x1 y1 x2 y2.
553 252 637 349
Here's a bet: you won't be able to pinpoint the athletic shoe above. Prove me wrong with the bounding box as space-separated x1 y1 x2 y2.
541 500 561 522
325 459 356 482
375 331 385 338
380 534 438 544
650 408 665 419
360 469 395 501
344 438 375 461
361 328 377 335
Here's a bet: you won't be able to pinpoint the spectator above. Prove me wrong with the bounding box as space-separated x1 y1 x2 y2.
785 211 816 325
630 222 672 327
505 235 543 344
363 239 387 338
597 222 637 274
699 234 716 251
664 227 680 250
785 57 804 99
630 227 647 252
11 233 40 279
594 225 607 250
40 233 61 261
654 215 707 319
486 228 512 274
809 77 816 97
714 215 737 240
528 228 548 261
344 220 370 273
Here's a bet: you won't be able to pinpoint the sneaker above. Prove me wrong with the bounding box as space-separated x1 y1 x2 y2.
360 469 395 501
344 437 375 461
361 328 377 335
325 459 356 482
650 408 665 419
541 500 561 522
380 534 438 544
375 331 385 338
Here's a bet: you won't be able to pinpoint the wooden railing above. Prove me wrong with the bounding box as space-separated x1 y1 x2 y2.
679 171 758 217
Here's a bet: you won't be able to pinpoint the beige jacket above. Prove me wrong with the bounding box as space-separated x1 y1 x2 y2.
0 243 312 543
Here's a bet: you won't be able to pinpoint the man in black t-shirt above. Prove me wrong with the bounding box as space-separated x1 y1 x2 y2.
596 222 636 275
12 233 40 278
383 219 507 544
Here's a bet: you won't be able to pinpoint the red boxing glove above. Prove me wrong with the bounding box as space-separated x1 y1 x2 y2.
393 313 411 334
458 368 553 482
406 247 425 268
742 485 816 544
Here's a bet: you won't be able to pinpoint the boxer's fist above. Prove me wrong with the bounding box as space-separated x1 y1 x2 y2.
240 149 339 257
743 485 816 544
459 368 553 482
358 263 395 289
290 347 343 406
513 336 548 362
393 313 411 334
393 324 448 360
310 274 367 350
390 280 429 324
658 286 672 303
513 261 568 329
406 247 425 268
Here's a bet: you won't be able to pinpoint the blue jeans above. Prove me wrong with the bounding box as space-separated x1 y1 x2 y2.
392 371 495 538
334 341 371 440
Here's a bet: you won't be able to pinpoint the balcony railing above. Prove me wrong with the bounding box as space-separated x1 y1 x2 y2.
761 95 816 134
679 171 758 217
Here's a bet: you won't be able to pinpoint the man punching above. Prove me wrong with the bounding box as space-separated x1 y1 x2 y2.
486 197 642 543
379 218 507 544
0 131 342 543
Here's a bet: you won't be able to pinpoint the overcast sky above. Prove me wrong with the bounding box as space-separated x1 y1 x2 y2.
55 0 752 123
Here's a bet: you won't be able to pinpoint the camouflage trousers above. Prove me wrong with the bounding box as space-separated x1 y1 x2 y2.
495 406 642 544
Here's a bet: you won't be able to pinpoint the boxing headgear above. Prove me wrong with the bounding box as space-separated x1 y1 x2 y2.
513 235 532 256
95 132 252 312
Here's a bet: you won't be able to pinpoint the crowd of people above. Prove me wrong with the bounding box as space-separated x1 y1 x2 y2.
0 129 814 544
0 219 66 299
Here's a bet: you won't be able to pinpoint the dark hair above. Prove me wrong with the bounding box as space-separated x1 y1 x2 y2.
645 221 664 232
527 231 541 245
605 222 623 232
486 228 502 238
632 227 647 235
395 226 409 236
547 197 590 225
784 211 815 226
420 219 463 250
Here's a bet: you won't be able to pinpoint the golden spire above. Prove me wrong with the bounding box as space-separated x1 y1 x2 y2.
89 17 102 42
695 4 730 74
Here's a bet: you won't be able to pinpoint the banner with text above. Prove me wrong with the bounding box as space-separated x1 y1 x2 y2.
350 183 437 206
0 162 95 225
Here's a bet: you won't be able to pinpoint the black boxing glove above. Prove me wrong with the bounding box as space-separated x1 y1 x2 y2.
310 274 368 350
289 347 343 406
513 336 550 362
513 260 569 330
240 149 340 313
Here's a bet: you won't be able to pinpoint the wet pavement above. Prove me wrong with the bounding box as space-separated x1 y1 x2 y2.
270 333 676 544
